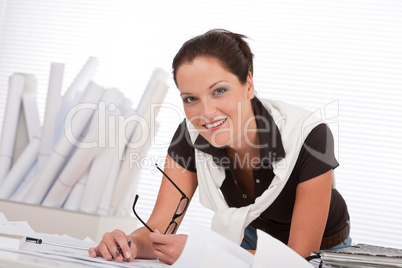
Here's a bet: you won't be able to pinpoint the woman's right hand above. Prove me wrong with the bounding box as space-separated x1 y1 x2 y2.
88 229 136 262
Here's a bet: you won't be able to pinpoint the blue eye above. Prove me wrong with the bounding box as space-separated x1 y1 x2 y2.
183 96 197 104
214 87 227 95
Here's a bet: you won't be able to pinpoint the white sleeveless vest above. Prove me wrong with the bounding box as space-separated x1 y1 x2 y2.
186 99 324 244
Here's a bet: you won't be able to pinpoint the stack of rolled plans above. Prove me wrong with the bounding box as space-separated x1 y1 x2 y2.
0 58 169 217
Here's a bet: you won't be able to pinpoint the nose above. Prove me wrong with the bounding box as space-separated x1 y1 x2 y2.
200 99 216 120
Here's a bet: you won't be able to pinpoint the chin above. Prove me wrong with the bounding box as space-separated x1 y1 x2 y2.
204 133 231 148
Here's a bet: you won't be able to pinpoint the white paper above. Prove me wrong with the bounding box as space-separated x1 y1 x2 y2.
201 243 250 268
0 213 8 223
38 62 64 171
2 245 168 268
0 74 25 183
253 229 313 268
172 223 254 268
0 212 168 267
0 220 37 238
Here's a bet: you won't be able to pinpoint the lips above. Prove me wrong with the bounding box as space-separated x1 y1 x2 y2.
203 118 228 130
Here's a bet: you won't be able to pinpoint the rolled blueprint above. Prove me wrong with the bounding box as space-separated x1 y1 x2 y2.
135 68 169 116
80 146 116 214
79 90 124 213
54 57 98 141
111 77 169 215
97 106 136 215
42 89 123 207
61 57 98 106
38 62 64 171
0 58 98 199
24 82 105 205
113 122 158 217
0 130 41 199
9 161 38 202
96 146 121 215
22 92 40 141
11 74 37 166
41 114 101 207
63 169 90 211
12 104 30 165
0 74 25 184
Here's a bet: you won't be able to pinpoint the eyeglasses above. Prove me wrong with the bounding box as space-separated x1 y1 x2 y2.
132 164 189 234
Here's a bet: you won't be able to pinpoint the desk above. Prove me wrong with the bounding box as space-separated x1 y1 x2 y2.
0 248 91 268
0 248 341 268
0 200 136 242
0 247 168 268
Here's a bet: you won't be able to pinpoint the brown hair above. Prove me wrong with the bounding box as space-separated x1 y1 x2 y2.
172 29 254 86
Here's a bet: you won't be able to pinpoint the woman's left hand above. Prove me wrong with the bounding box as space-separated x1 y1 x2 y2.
148 230 188 265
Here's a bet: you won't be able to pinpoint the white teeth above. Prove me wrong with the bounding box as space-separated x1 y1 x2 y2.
205 118 226 129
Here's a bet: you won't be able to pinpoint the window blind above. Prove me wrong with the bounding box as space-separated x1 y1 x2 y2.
0 0 401 248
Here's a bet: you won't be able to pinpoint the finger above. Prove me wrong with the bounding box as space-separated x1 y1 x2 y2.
153 248 175 265
97 242 113 261
149 229 169 245
114 236 133 261
151 234 187 265
102 233 124 262
88 247 97 258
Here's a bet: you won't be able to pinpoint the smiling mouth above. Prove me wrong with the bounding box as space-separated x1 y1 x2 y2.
203 118 228 129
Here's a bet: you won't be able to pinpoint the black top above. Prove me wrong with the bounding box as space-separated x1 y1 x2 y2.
168 97 349 245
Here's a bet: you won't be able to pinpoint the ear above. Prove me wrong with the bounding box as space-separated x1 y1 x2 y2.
246 71 255 99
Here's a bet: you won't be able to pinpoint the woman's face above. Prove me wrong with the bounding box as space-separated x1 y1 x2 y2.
176 56 255 148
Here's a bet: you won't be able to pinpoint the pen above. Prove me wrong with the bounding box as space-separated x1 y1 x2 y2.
26 237 88 250
113 240 131 255
26 237 43 244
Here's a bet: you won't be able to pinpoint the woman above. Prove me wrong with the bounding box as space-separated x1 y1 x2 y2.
89 29 350 264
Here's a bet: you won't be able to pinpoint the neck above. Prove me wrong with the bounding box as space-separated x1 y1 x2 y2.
227 116 259 157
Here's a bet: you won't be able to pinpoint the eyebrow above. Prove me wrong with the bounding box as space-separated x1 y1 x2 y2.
180 80 228 96
209 80 227 89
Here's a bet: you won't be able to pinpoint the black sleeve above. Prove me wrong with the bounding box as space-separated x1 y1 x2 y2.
167 120 197 173
296 123 339 183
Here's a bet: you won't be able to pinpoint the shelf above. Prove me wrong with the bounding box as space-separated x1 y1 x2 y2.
0 200 137 243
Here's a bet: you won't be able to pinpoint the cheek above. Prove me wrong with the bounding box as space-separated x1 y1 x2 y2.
183 106 201 124
224 103 240 120
183 106 193 119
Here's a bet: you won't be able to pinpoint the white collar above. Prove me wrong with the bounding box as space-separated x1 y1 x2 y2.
187 98 324 244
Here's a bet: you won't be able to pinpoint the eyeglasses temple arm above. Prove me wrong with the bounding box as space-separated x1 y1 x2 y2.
155 164 187 197
132 195 154 233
